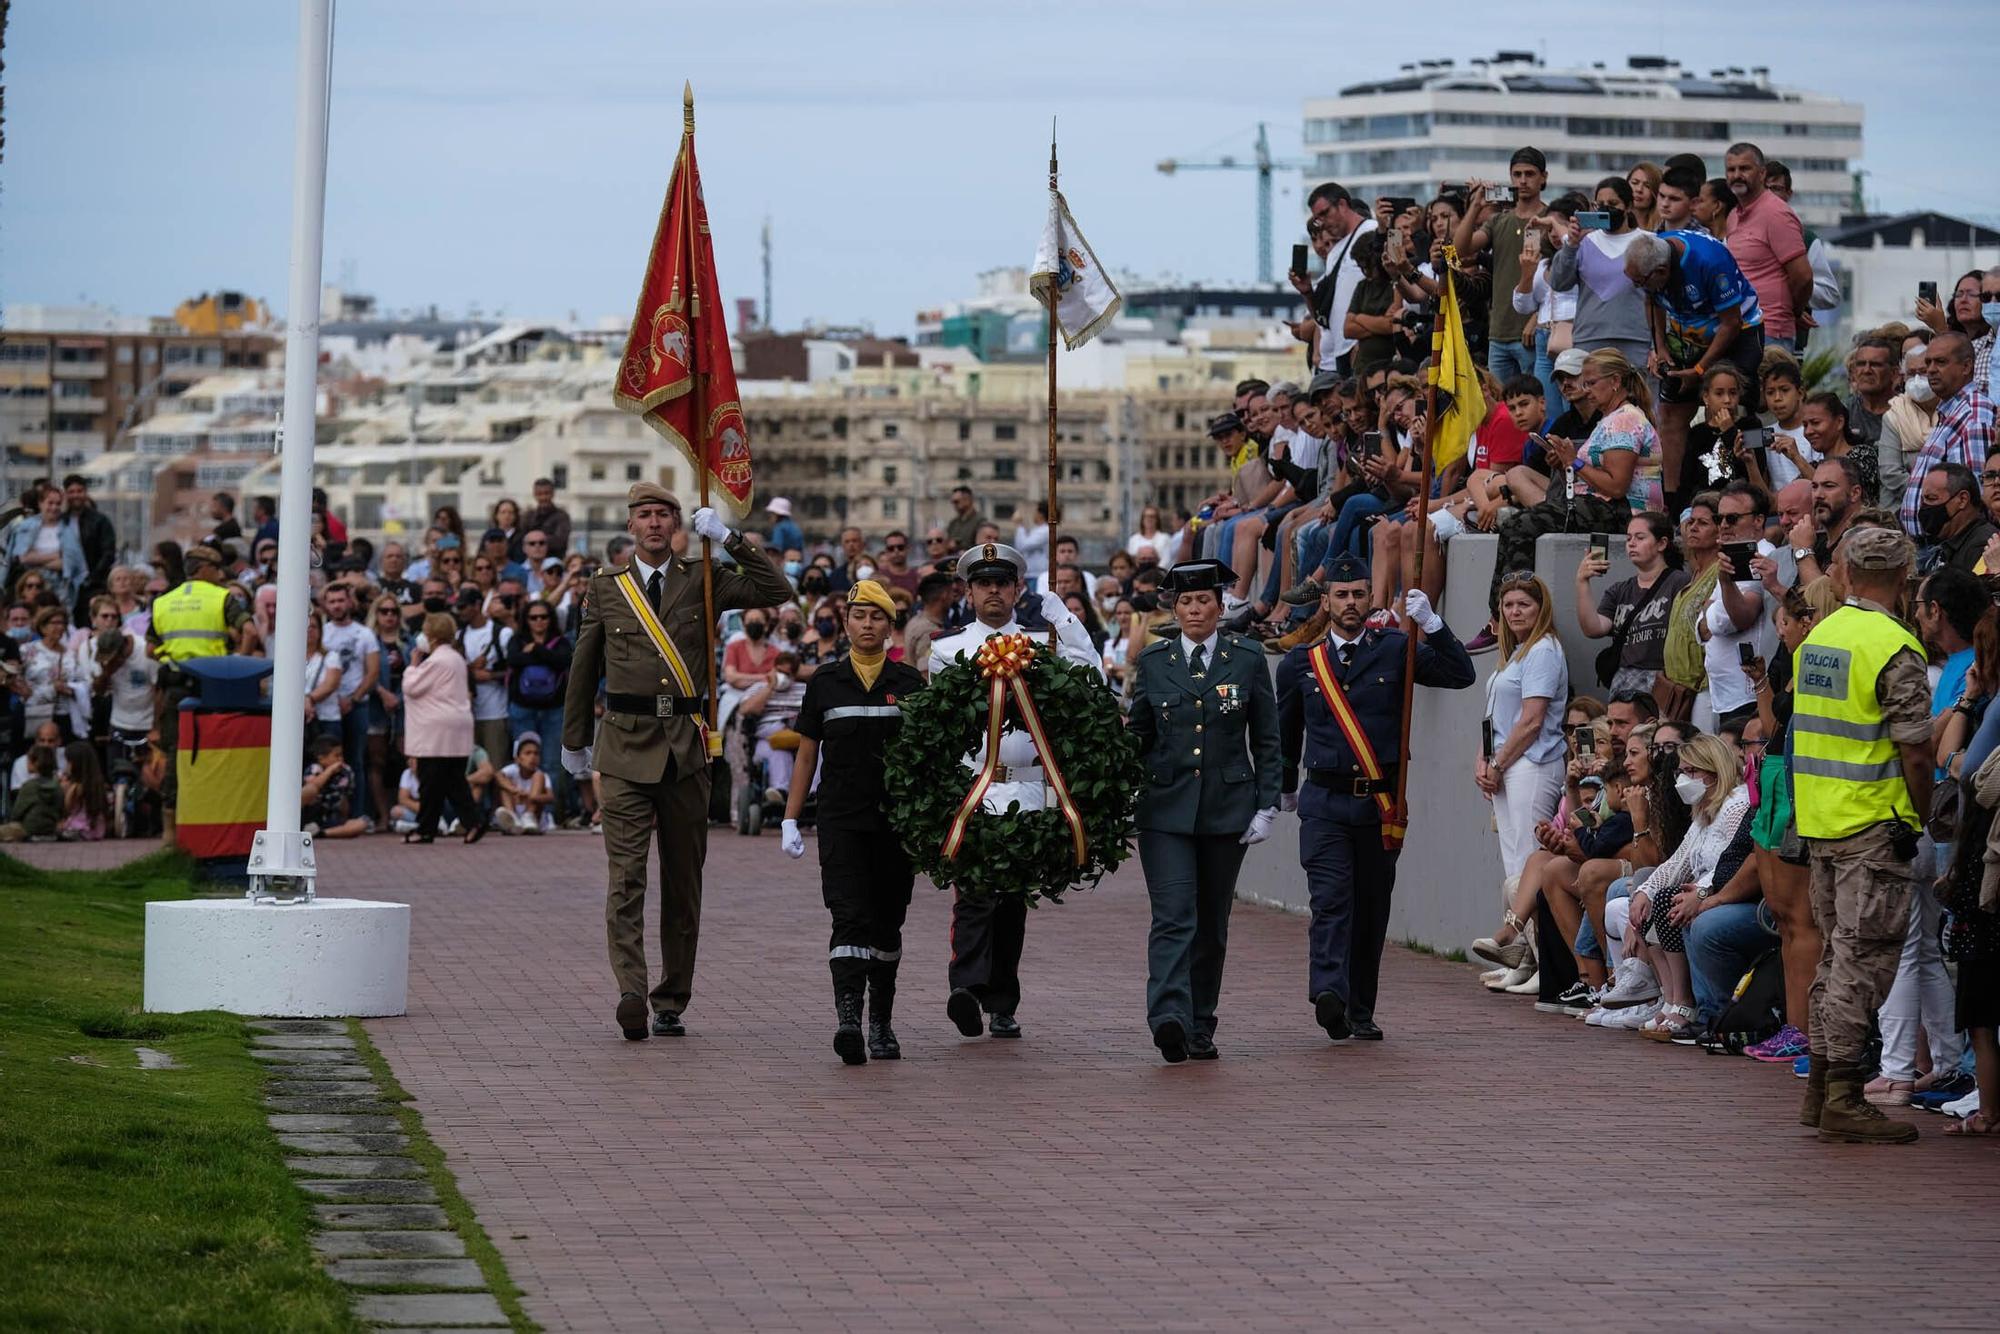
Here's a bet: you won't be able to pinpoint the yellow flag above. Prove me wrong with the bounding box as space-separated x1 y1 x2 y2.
1428 249 1486 471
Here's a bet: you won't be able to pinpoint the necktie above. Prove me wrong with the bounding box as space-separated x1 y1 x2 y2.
1338 642 1355 673
1190 644 1207 677
646 569 664 615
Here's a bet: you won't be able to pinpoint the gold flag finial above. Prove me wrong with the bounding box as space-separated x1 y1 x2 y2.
683 82 694 134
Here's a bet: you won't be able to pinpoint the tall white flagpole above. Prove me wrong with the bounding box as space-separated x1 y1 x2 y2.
251 0 335 901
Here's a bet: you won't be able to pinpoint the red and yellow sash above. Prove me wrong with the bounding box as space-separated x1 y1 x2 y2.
1306 639 1406 850
941 633 1088 866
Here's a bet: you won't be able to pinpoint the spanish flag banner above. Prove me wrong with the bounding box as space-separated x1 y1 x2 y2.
176 709 270 860
1428 247 1486 471
612 85 754 522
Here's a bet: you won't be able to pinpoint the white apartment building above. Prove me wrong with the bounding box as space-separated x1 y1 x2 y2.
1303 52 1862 227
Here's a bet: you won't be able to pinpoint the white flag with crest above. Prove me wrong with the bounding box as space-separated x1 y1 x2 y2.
1030 190 1123 350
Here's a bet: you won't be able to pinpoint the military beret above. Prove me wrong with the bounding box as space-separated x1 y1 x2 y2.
1205 411 1244 437
1324 552 1370 585
627 481 681 511
184 544 224 568
848 579 896 618
1838 524 1912 571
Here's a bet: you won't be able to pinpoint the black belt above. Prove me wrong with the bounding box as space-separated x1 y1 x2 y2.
1306 767 1397 797
606 692 705 718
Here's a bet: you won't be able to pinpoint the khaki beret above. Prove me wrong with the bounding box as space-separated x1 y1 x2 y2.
1837 525 1912 571
627 481 681 511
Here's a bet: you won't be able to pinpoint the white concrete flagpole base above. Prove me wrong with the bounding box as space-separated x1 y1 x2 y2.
143 899 410 1016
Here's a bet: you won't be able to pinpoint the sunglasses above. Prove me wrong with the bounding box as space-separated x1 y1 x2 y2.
927 537 948 545
884 543 906 552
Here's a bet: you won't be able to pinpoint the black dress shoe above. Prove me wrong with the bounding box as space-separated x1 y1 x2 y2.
1350 1019 1384 1041
1187 1033 1219 1061
946 988 984 1037
1314 991 1351 1041
616 993 648 1041
1153 1019 1189 1064
987 1013 1022 1039
652 1010 685 1037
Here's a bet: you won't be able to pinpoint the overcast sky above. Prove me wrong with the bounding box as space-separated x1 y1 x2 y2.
4 0 1991 337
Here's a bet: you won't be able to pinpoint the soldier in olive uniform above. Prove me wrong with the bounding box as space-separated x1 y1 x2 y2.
562 482 792 1041
1129 560 1282 1063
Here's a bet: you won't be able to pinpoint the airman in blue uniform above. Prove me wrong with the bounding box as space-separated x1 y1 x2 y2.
1128 560 1282 1063
1276 554 1476 1041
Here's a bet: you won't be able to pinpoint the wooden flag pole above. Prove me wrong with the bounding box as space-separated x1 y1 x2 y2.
1394 323 1444 826
1044 125 1060 648
686 82 722 757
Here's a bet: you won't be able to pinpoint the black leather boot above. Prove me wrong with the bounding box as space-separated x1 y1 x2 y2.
833 982 867 1066
867 970 901 1060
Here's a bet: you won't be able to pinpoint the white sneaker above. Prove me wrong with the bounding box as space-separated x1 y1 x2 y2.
495 808 520 835
1600 958 1660 1008
1504 969 1541 995
391 817 417 834
1485 964 1535 992
1601 999 1662 1031
1479 967 1510 986
1584 1006 1613 1026
521 819 543 836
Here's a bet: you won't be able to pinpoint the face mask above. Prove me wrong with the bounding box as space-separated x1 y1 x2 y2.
744 621 767 641
814 617 838 637
423 596 449 615
1674 772 1708 806
1905 374 1935 404
1605 206 1627 231
6 626 29 642
1983 301 2000 329
783 560 803 579
1918 502 1952 538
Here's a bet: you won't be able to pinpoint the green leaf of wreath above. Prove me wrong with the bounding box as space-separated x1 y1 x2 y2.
885 652 1142 904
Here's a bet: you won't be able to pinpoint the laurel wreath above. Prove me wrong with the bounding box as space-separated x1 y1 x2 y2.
884 651 1142 904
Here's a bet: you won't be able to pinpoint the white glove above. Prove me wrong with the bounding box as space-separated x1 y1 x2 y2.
1037 590 1074 624
1240 806 1277 846
1279 792 1299 814
561 745 594 778
780 818 805 858
1401 589 1443 634
691 506 732 545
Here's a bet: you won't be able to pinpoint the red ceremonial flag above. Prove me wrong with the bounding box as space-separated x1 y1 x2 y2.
612 86 753 521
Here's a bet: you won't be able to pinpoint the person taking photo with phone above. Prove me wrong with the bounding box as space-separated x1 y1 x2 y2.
1454 147 1550 384
1576 511 1689 698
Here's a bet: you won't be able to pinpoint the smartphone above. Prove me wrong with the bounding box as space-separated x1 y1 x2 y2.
1291 243 1309 278
1738 425 1764 455
1357 429 1382 458
1738 641 1757 667
1574 806 1599 829
1484 184 1516 205
1588 532 1610 562
1385 195 1418 216
1577 726 1598 753
1383 229 1406 265
1522 228 1542 260
1577 211 1612 231
1721 541 1759 580
1919 280 1939 308
1481 718 1496 760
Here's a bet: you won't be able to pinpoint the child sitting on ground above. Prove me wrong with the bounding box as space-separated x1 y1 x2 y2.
0 744 63 843
390 760 423 835
58 741 111 842
301 733 370 839
495 733 554 835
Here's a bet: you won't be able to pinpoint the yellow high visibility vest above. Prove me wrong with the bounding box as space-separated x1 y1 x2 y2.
152 579 231 662
1790 603 1922 840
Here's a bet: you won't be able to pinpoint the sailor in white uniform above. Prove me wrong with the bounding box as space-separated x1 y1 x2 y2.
926 541 1105 1040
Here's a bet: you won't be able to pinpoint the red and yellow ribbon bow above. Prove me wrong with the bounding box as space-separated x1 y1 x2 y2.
941 634 1089 867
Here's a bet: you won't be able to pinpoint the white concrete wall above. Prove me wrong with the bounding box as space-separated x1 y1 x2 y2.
1234 531 1628 956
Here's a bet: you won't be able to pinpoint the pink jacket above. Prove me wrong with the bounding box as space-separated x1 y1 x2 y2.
401 643 475 758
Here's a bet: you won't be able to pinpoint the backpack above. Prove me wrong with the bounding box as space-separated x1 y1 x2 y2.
1699 948 1785 1055
515 660 562 706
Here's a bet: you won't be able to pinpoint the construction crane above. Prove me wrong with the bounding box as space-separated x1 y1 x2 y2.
1156 123 1305 285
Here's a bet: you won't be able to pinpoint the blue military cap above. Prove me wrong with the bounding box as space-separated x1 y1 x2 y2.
1324 553 1369 586
1161 559 1237 596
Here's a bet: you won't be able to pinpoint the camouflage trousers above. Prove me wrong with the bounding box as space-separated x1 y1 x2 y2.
1806 822 1916 1063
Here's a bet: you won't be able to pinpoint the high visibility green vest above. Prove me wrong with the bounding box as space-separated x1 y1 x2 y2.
152 579 230 662
1790 603 1922 840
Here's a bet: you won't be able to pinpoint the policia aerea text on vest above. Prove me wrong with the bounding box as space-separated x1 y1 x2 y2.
1790 524 1933 1145
145 543 252 832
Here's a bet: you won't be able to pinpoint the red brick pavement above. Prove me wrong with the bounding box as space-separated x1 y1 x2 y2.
60 830 2000 1329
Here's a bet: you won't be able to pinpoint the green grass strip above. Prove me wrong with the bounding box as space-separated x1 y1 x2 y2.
0 850 364 1332
344 1021 539 1331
